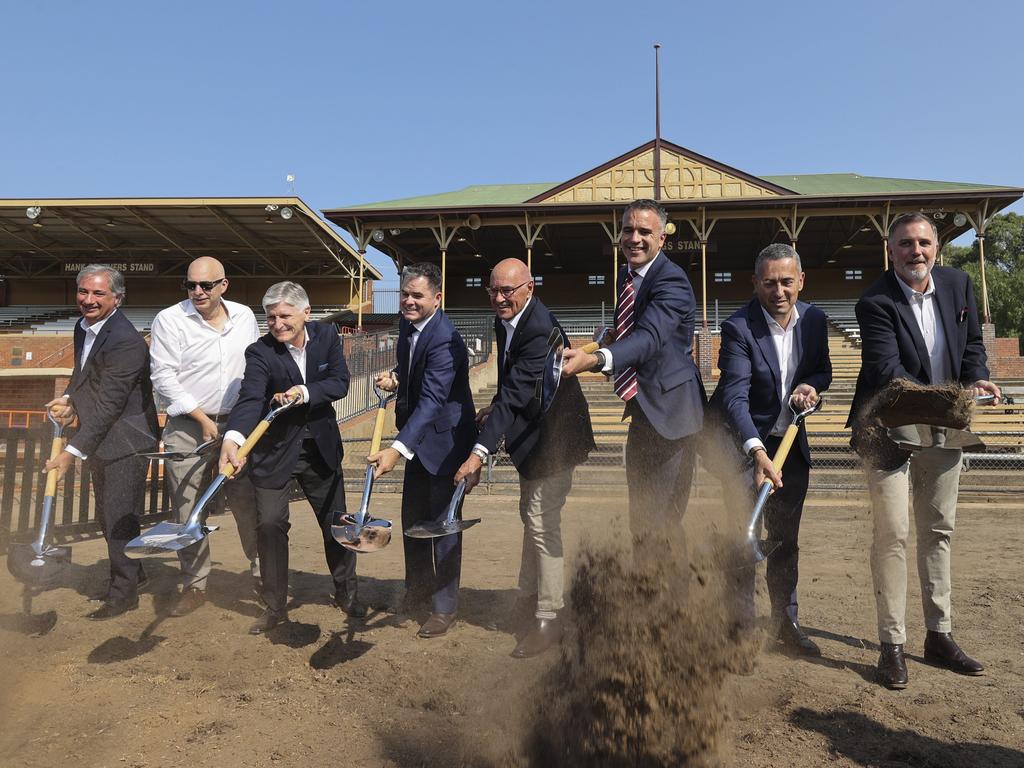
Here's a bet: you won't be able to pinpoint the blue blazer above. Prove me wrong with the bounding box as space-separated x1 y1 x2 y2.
67 309 159 461
393 311 477 477
708 299 832 465
476 297 594 479
226 321 350 489
608 253 706 440
847 266 989 429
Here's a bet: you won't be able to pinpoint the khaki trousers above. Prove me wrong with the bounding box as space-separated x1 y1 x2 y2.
517 469 574 620
163 416 260 591
864 446 962 644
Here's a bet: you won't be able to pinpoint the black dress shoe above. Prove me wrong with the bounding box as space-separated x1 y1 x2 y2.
511 617 562 658
249 609 288 635
876 642 909 689
924 631 984 676
486 593 537 632
86 596 139 620
88 569 148 602
417 612 457 638
333 591 368 619
777 619 821 657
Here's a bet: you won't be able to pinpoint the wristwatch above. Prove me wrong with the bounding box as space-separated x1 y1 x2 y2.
747 444 766 459
471 446 488 461
590 349 608 373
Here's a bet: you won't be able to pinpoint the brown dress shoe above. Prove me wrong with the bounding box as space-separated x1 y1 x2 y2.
924 631 984 676
249 609 288 635
511 617 562 658
170 587 206 617
417 612 457 638
876 642 909 689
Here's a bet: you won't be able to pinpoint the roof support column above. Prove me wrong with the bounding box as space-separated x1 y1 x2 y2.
514 213 544 272
775 204 808 252
349 219 373 331
429 216 459 310
963 199 995 325
685 208 717 329
600 215 623 309
865 202 893 271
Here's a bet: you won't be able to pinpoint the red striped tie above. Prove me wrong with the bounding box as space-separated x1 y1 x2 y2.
613 271 638 402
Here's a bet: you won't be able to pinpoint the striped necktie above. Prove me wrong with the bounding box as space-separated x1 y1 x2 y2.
613 271 638 402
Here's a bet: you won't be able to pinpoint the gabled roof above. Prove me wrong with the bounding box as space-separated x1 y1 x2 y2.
761 173 1013 196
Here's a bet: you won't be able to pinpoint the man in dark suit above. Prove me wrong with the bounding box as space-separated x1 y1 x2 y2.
455 258 594 658
706 243 832 656
562 199 705 554
219 281 363 635
367 262 477 639
847 212 1000 689
45 265 159 620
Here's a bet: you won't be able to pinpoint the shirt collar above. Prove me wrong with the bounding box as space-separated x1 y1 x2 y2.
412 310 436 334
80 309 117 334
630 252 660 279
895 272 936 300
286 328 310 352
182 298 236 326
760 303 801 332
502 296 532 330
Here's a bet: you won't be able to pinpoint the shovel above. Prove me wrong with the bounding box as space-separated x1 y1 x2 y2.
331 385 394 553
137 437 221 461
6 411 72 586
740 397 824 567
404 478 481 539
541 326 602 412
885 393 997 453
124 396 300 558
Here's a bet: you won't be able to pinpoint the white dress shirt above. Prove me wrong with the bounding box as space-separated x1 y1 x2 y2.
64 311 119 460
600 253 659 373
392 311 437 460
895 273 952 384
742 304 802 456
150 298 259 417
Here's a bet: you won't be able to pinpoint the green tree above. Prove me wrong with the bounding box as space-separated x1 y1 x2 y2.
943 212 1024 348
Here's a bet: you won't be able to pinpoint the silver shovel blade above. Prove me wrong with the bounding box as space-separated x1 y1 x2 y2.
404 518 482 539
887 424 986 452
124 521 219 558
332 518 393 553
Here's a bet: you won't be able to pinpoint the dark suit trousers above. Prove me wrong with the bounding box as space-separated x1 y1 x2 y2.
624 401 698 554
252 440 355 614
401 458 462 614
760 434 811 623
90 454 148 602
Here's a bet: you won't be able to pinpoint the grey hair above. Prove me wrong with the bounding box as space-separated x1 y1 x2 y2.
401 262 442 294
622 199 668 230
754 243 803 274
888 212 939 242
262 281 310 311
77 264 126 301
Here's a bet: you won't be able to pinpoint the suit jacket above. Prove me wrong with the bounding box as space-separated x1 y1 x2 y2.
608 253 706 440
226 321 350 488
708 299 832 465
476 297 595 480
66 309 159 461
393 310 477 477
847 266 989 430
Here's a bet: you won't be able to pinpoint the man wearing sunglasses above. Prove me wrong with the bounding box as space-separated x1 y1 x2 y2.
150 257 261 616
455 258 594 658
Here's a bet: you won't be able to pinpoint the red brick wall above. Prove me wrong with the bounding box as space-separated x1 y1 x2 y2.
0 335 76 368
0 376 66 412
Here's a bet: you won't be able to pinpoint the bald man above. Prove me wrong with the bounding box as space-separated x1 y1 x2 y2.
455 258 594 658
150 257 261 616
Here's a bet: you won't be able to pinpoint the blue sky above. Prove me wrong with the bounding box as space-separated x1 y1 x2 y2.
2 0 1020 284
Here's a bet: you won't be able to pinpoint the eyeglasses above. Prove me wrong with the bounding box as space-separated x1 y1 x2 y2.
182 278 226 292
484 280 531 299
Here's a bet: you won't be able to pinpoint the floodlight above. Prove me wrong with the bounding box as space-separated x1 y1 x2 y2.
26 206 42 220
665 221 677 235
933 211 946 220
953 212 968 227
280 206 294 220
371 229 385 243
389 228 401 236
264 204 279 213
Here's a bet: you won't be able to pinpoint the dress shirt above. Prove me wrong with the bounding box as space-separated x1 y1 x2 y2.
392 311 437 460
150 299 259 417
600 253 659 373
225 328 310 448
473 297 533 458
895 273 951 384
64 311 118 460
742 305 802 456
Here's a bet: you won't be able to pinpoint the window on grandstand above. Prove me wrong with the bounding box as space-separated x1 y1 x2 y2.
845 269 863 281
588 275 605 286
533 275 544 286
713 272 732 283
465 277 482 287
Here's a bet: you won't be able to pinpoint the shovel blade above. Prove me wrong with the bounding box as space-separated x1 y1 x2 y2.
332 517 393 553
124 521 216 559
404 518 481 539
7 544 71 587
887 424 986 452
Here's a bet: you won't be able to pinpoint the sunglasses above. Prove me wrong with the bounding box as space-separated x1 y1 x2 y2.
484 280 531 299
182 278 226 292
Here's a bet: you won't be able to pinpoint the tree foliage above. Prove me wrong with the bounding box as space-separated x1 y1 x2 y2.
942 212 1024 346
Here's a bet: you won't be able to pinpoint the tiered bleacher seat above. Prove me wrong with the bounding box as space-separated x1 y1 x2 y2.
0 305 75 332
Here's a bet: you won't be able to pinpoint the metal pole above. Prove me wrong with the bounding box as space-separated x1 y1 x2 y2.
612 244 619 308
526 245 532 272
653 43 662 202
357 248 366 331
441 247 447 310
701 240 708 329
978 234 991 324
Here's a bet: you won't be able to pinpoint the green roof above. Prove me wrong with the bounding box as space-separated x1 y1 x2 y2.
340 174 1016 211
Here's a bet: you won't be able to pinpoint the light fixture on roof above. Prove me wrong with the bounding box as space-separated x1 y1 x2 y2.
456 236 467 243
264 203 278 224
933 210 946 220
827 258 837 263
473 253 481 258
280 206 294 221
842 244 853 249
371 229 385 243
26 206 43 227
104 219 116 228
953 212 968 227
665 221 677 236
465 214 482 230
389 228 401 236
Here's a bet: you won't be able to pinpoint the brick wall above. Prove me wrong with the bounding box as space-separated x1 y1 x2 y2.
0 335 76 368
0 376 67 411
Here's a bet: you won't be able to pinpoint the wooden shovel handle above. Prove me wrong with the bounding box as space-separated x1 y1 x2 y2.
220 419 273 479
580 341 600 353
771 423 800 473
369 404 388 455
44 436 64 497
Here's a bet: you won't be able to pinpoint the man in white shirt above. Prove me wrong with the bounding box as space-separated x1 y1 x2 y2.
706 244 832 658
847 213 1001 689
150 257 261 616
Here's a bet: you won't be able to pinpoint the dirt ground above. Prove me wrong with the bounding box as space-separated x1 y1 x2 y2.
1 484 1022 767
